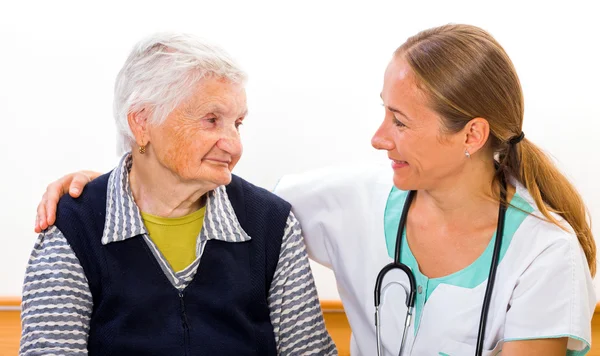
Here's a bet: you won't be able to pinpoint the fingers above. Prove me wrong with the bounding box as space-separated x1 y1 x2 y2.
43 180 66 228
69 173 91 197
33 171 98 233
35 191 50 233
35 207 44 233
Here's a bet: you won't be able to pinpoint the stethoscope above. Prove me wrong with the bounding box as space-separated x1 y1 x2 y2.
374 177 508 356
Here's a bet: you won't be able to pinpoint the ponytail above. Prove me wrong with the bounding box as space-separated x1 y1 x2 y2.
499 138 596 276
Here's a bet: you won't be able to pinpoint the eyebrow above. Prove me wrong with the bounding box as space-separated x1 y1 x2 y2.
380 94 411 121
213 105 248 118
189 104 248 118
387 106 410 120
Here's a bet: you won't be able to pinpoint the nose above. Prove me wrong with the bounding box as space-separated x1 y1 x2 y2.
371 122 395 151
216 125 243 157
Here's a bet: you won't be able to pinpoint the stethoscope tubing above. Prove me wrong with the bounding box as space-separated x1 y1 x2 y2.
374 177 508 356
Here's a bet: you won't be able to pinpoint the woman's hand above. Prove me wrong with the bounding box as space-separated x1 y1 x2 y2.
35 170 101 232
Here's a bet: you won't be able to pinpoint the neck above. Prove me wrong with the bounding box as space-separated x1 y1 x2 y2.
129 153 214 218
416 159 502 225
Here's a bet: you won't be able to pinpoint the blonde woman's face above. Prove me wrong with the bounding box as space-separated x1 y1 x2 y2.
371 57 467 191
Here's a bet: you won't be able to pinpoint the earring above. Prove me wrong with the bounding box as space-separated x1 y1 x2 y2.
139 145 146 154
465 149 471 158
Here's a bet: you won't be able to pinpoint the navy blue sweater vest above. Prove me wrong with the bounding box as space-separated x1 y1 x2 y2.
55 172 290 356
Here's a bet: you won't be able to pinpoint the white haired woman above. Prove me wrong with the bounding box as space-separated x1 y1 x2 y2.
20 33 336 356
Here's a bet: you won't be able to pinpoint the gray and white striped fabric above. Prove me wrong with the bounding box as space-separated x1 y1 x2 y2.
20 154 337 355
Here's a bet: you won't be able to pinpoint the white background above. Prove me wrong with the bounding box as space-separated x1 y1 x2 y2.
1 0 599 300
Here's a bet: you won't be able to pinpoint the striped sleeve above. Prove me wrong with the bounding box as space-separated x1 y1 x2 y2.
267 212 337 355
20 226 92 356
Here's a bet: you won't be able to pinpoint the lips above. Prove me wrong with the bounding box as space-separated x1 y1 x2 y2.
204 158 231 164
204 157 231 163
391 159 408 169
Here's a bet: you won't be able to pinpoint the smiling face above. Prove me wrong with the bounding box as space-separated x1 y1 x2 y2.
144 76 247 187
371 57 469 191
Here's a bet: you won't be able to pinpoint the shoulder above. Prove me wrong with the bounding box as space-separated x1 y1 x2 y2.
514 184 578 246
228 174 291 210
509 184 589 274
56 171 112 213
55 171 112 228
274 163 392 204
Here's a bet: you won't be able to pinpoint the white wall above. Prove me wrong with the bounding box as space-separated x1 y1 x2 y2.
1 0 599 300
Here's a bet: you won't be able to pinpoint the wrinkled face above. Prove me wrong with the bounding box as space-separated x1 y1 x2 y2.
371 57 467 191
147 76 246 187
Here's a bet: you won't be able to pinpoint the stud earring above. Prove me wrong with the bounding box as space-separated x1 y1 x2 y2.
465 149 471 158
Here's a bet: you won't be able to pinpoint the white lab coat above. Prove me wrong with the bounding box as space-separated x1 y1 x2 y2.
274 164 595 355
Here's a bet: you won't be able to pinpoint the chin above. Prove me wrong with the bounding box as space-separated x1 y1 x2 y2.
185 165 232 186
392 174 415 192
216 175 232 186
209 171 233 187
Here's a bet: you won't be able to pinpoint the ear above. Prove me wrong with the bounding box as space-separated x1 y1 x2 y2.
463 117 490 155
127 108 150 146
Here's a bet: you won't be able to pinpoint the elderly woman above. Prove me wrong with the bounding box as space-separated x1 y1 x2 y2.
20 33 336 355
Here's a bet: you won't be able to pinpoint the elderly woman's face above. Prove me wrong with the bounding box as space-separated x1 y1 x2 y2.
147 77 246 186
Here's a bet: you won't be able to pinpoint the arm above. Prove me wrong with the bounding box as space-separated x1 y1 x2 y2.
20 226 93 355
35 171 100 233
502 338 568 355
502 234 595 355
273 174 335 268
267 212 337 355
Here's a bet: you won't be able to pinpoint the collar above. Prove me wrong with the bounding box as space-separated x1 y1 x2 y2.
101 153 251 245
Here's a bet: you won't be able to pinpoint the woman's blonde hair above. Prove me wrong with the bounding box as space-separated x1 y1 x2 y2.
396 24 596 275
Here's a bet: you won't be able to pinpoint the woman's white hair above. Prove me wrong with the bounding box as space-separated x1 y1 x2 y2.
113 32 247 154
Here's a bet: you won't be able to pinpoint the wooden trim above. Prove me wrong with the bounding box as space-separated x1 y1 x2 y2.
323 300 600 313
3 297 600 313
0 297 21 356
4 296 600 316
0 298 21 307
320 300 344 313
0 297 20 311
0 297 346 311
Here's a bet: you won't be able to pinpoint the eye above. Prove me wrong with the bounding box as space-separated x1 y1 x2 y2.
235 117 245 129
393 117 406 128
206 117 217 124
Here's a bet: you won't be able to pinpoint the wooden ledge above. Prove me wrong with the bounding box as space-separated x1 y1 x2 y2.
3 298 600 312
0 297 348 312
2 298 600 313
0 298 20 307
320 300 344 313
0 297 20 311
